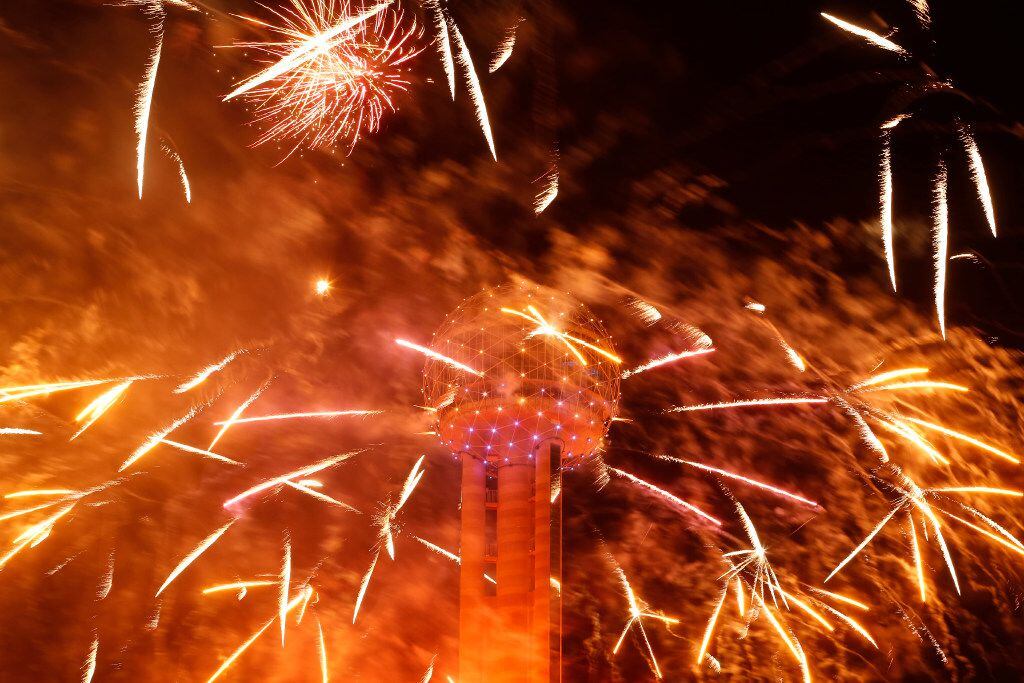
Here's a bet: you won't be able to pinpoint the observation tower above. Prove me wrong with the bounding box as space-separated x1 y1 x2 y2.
422 284 620 683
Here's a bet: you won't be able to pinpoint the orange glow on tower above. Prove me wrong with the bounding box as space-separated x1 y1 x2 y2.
424 284 620 683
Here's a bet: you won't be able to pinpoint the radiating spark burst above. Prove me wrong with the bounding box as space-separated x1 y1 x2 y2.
379 455 426 560
880 130 897 290
622 348 714 379
228 0 422 155
533 162 559 215
208 378 272 450
213 409 382 425
120 403 206 472
223 450 362 508
489 16 522 72
660 456 819 507
422 0 455 98
174 350 243 393
820 12 909 56
958 123 997 237
81 635 99 683
395 338 484 375
610 560 679 679
134 4 164 199
501 305 623 365
932 159 949 338
279 533 291 645
0 427 42 435
447 14 497 160
155 520 234 596
607 467 721 525
160 140 191 203
71 380 133 441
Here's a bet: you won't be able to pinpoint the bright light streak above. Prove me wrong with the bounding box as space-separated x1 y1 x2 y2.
807 587 869 611
932 161 949 339
82 636 99 683
174 350 242 393
396 338 484 376
608 467 721 525
135 15 164 198
284 481 360 512
695 587 727 667
668 396 827 412
902 416 1020 464
851 367 929 389
213 409 382 425
881 131 897 290
279 535 291 646
317 618 329 682
71 380 133 441
534 164 559 215
120 404 204 471
206 590 307 682
202 580 276 594
413 536 460 563
825 505 902 583
159 439 243 466
934 487 1022 497
622 348 714 379
734 578 746 616
423 0 455 98
208 379 272 450
817 602 878 647
4 489 77 500
959 125 997 237
161 141 191 202
0 379 115 404
97 551 115 600
666 457 818 507
447 15 496 160
860 380 967 394
224 450 362 508
821 12 909 56
0 428 42 435
352 552 378 623
156 521 234 596
489 17 521 72
908 513 927 602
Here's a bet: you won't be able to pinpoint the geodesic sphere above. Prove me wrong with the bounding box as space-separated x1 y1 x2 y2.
423 283 620 465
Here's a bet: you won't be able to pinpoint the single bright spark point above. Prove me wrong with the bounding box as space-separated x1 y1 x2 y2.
315 278 331 296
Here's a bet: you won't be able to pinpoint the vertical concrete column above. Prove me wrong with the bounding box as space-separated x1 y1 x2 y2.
532 444 552 682
495 455 534 683
459 455 486 683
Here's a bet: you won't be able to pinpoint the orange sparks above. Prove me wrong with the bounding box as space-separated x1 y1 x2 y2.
224 450 362 508
807 587 870 611
174 350 243 393
71 380 133 441
908 513 927 602
120 404 204 472
213 409 382 425
279 534 291 646
959 124 997 237
622 348 714 379
155 521 234 596
208 379 272 450
317 617 329 682
820 12 909 56
202 580 276 595
395 338 484 376
607 467 721 525
668 396 827 412
159 439 243 466
695 587 727 667
82 636 99 683
901 416 1020 464
315 278 331 296
447 13 496 160
352 552 378 623
881 131 896 291
666 456 818 507
932 160 949 339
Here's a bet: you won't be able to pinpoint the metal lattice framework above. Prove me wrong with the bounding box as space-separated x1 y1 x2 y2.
424 283 621 465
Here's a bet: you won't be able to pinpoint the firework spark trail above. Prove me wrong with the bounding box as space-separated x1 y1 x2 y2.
830 395 889 461
850 367 929 390
816 601 878 647
159 439 243 465
909 0 931 28
0 379 116 404
223 450 362 508
501 306 623 365
352 551 378 623
958 123 997 236
534 163 559 215
316 617 329 682
667 396 827 412
881 131 897 290
120 403 206 471
134 4 164 199
209 379 271 450
81 636 99 683
900 475 959 594
71 380 133 441
820 12 909 56
4 489 78 499
413 535 460 563
825 505 902 583
155 521 234 596
396 338 483 375
447 14 497 160
660 456 819 507
935 487 1022 497
627 299 662 325
874 418 949 466
283 480 360 512
380 455 426 559
695 587 727 668
174 350 243 393
907 513 927 602
0 428 42 435
622 349 714 379
807 587 869 611
213 409 383 425
160 141 192 203
419 655 437 683
207 589 309 682
97 551 115 600
202 580 276 594
932 160 949 338
902 416 1020 464
859 380 967 394
279 534 291 645
752 593 811 682
608 467 721 525
423 0 455 98
610 562 678 679
489 17 521 72
223 1 393 101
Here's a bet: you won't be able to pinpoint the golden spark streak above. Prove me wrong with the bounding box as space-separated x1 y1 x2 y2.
223 2 393 101
279 535 291 646
396 455 426 513
820 12 909 56
395 338 484 376
159 439 243 466
414 536 460 563
489 18 521 72
419 655 437 683
851 367 929 389
903 475 960 594
224 450 361 508
97 551 115 600
908 513 927 602
136 18 163 199
4 489 77 500
0 379 113 404
155 521 234 596
213 409 382 425
533 164 559 215
668 457 818 507
608 467 721 525
352 552 378 623
782 343 807 372
695 587 727 667
423 0 455 98
940 511 1024 556
206 590 307 682
734 578 746 616
960 126 997 236
447 15 496 160
825 505 902 583
935 487 1022 497
209 380 270 450
932 161 949 339
71 381 133 441
82 636 99 683
202 580 276 594
622 349 714 379
0 428 42 435
881 132 897 290
284 481 359 512
817 602 878 647
755 595 808 678
174 350 242 393
668 396 827 412
317 618 329 682
807 587 869 611
120 404 204 472
161 141 191 202
778 589 833 632
875 419 949 466
901 417 1020 464
860 380 967 393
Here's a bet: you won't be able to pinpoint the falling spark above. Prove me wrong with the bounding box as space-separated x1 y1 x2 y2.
279 534 291 646
825 505 902 583
959 125 997 236
316 618 329 682
71 380 133 441
423 0 455 98
611 563 677 679
534 163 559 215
668 396 827 412
284 480 360 512
665 457 819 507
901 416 1020 464
395 338 484 376
908 0 931 28
155 521 234 596
352 552 378 623
934 487 1022 497
908 513 927 602
0 428 42 435
489 17 521 72
881 131 897 290
608 467 721 525
414 535 460 563
135 11 164 198
4 489 78 499
622 348 714 379
1 378 117 404
97 551 115 600
208 379 272 450
850 367 929 389
207 590 307 682
820 12 909 56
628 299 662 325
213 409 382 425
859 380 967 394
807 587 869 611
782 343 807 372
501 306 623 365
734 577 746 616
161 141 191 203
82 636 99 683
932 160 949 339
695 587 727 667
120 404 204 472
224 450 362 508
174 350 242 393
159 439 243 466
447 15 497 160
419 655 437 683
202 580 276 594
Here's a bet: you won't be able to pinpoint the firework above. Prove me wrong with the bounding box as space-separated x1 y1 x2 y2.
660 456 819 507
155 520 234 596
160 140 192 203
958 123 997 237
489 17 522 73
395 338 483 376
607 466 720 525
120 403 206 471
622 348 714 379
447 14 497 160
134 7 163 199
226 0 422 155
820 12 909 56
533 162 559 215
316 617 329 682
423 0 455 98
208 378 272 450
223 450 362 508
932 160 949 339
213 409 382 425
610 560 679 679
0 427 42 435
881 131 897 290
81 636 99 683
174 350 243 393
352 551 378 623
279 534 291 645
315 278 331 296
71 380 133 441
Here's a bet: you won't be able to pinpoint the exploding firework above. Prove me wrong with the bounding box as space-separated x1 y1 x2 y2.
226 0 424 156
